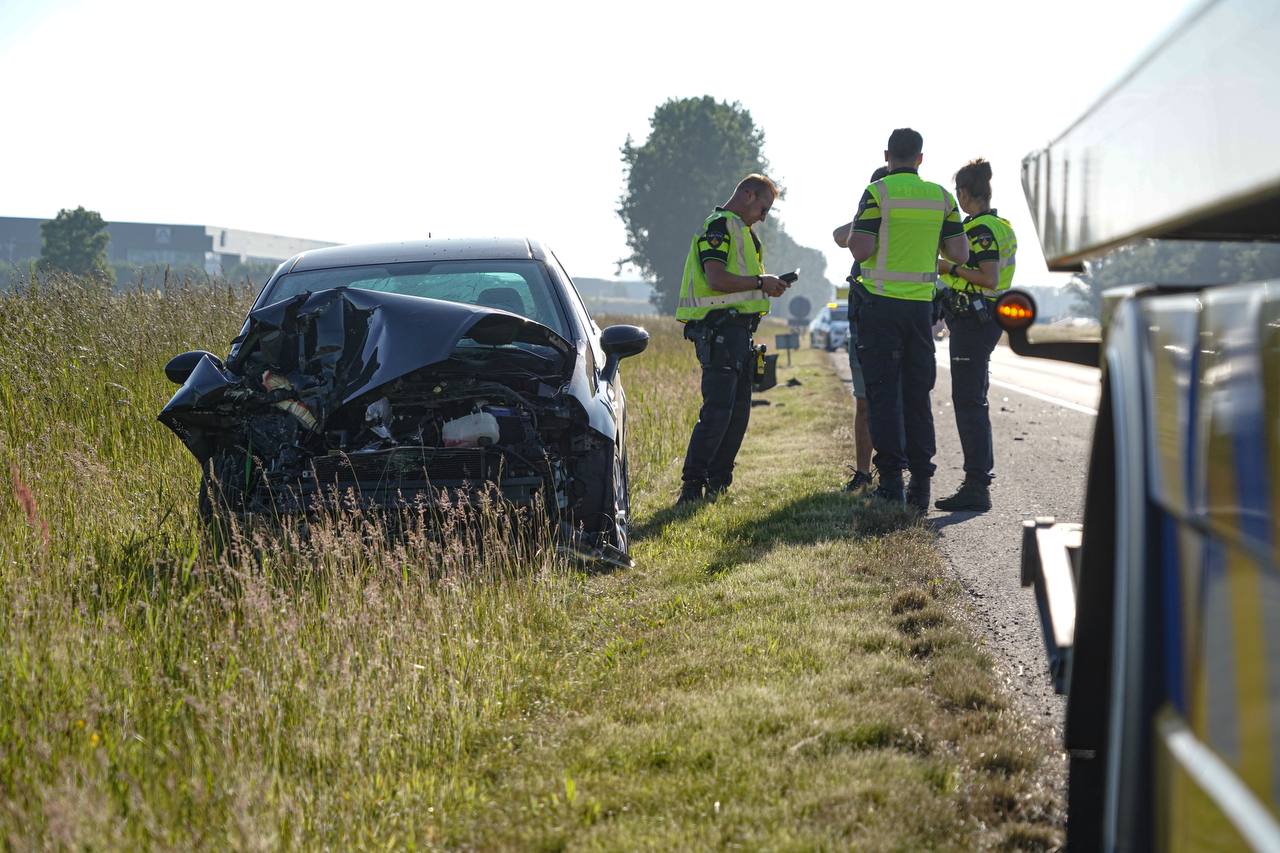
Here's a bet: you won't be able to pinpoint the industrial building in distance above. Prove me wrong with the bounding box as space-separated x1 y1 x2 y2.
0 215 336 277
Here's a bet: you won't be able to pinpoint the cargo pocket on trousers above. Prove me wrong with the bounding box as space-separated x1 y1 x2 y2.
859 346 901 393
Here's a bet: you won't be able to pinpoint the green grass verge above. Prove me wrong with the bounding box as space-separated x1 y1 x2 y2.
437 343 1063 851
0 282 1062 849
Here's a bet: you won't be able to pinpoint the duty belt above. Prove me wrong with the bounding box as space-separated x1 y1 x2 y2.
702 309 758 328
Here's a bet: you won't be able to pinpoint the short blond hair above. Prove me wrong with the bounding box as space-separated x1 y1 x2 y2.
735 173 778 198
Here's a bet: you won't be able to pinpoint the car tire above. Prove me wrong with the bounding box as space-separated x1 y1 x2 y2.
607 442 630 558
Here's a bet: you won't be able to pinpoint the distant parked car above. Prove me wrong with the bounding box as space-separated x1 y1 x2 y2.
808 302 849 351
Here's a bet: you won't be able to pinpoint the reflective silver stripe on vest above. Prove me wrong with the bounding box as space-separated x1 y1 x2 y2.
677 288 767 309
995 252 1016 291
865 179 944 293
676 213 765 311
871 180 890 294
884 198 949 211
724 215 753 275
676 214 765 309
862 269 938 283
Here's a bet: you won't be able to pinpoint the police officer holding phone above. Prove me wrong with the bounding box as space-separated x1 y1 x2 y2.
676 174 793 503
933 158 1018 511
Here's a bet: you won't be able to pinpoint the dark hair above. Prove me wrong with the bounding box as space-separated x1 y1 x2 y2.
954 158 993 201
886 128 923 161
869 166 890 182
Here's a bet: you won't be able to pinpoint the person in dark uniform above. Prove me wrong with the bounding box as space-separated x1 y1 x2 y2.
834 166 890 492
675 174 791 503
838 129 970 512
934 159 1018 511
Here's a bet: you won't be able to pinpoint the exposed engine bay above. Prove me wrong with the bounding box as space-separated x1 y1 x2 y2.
160 287 619 546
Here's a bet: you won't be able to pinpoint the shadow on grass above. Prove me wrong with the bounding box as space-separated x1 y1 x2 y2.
700 489 920 576
630 499 710 543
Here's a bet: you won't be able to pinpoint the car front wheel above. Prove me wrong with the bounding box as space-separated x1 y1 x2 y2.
608 442 630 559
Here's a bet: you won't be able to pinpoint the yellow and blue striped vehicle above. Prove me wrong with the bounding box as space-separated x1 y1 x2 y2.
996 0 1280 849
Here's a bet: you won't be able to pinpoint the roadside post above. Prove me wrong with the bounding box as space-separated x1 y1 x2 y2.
784 296 810 367
774 332 799 367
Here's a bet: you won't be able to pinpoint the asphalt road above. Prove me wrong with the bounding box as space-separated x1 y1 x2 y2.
831 335 1099 774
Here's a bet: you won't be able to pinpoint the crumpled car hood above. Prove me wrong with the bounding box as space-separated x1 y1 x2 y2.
159 287 574 461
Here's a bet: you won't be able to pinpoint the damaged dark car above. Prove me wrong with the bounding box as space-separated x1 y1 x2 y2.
159 238 649 565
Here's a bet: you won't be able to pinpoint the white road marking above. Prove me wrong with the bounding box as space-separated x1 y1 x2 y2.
935 340 1100 416
985 375 1099 416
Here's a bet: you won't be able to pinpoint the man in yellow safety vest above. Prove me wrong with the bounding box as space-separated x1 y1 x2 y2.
675 173 792 503
839 129 970 512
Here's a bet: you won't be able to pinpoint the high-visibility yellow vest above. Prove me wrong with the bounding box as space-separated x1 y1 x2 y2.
858 173 954 302
675 210 769 322
941 212 1018 295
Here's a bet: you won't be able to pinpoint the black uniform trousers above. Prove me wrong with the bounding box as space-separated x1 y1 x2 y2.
681 316 756 490
946 313 1004 483
855 289 937 478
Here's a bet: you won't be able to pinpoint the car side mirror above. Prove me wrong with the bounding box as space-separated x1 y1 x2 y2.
164 350 224 384
599 324 649 383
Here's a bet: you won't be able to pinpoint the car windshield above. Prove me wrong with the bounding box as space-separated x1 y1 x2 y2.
265 259 567 337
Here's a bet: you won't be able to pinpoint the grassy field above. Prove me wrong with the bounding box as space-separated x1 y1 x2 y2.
0 278 1062 849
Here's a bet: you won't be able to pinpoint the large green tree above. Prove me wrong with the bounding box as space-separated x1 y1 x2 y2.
618 97 774 313
618 97 838 315
39 206 114 282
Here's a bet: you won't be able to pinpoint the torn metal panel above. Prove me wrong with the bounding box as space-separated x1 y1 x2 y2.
158 285 622 553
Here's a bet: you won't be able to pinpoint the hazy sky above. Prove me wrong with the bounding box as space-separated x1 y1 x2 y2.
1 0 1199 285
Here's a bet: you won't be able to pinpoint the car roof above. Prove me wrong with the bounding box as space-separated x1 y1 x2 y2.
286 238 549 272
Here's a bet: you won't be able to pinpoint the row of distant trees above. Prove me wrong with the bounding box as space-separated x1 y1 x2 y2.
1064 238 1280 316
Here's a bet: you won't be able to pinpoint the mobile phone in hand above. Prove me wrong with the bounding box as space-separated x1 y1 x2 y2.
780 270 799 284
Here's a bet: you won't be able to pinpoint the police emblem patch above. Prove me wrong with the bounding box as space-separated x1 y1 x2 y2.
978 235 994 250
706 233 724 249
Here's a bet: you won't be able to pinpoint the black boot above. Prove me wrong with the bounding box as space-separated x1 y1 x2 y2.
706 476 732 500
934 478 991 512
842 469 873 492
677 482 705 505
871 470 905 506
906 475 931 516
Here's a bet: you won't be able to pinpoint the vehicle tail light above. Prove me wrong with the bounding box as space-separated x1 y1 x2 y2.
995 291 1037 330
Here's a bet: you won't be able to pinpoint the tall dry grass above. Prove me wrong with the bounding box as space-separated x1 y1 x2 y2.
0 276 700 848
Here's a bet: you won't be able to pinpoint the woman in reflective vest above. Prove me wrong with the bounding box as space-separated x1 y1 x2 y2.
934 158 1019 512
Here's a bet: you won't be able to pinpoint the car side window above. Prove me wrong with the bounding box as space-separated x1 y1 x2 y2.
548 253 605 370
